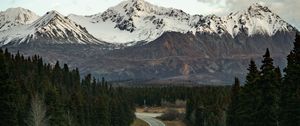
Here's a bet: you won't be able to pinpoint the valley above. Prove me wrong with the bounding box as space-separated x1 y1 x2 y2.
0 0 300 126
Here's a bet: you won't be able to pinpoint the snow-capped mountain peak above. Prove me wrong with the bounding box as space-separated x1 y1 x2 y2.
31 10 65 28
69 0 192 44
0 10 103 45
67 2 296 45
27 10 102 44
0 7 39 31
248 3 272 13
1 2 297 46
223 3 294 37
112 0 171 15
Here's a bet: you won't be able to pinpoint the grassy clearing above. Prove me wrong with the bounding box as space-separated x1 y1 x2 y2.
136 107 185 113
163 121 186 126
131 118 149 126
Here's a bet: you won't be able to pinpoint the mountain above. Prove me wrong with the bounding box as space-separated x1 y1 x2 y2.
0 1 296 46
0 7 39 32
67 2 297 84
69 0 295 45
69 0 192 44
0 9 104 46
79 30 294 84
0 1 298 84
222 3 293 36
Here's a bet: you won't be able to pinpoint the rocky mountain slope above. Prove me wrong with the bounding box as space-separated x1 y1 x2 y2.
0 0 298 84
69 0 294 45
0 9 105 46
0 7 39 32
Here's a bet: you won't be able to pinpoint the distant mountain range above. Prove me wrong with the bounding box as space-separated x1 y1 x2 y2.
0 0 298 84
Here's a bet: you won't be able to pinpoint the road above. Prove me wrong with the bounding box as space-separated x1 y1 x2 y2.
136 113 165 126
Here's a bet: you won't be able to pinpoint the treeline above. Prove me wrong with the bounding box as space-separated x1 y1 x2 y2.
226 33 300 126
184 86 230 126
124 86 229 107
125 86 187 106
0 49 135 126
124 86 231 125
186 33 300 126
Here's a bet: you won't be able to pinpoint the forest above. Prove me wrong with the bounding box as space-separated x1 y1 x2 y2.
0 32 299 126
225 33 300 126
0 49 135 126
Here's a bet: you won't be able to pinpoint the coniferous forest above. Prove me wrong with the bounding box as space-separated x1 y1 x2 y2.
0 49 135 126
225 33 300 126
0 33 300 126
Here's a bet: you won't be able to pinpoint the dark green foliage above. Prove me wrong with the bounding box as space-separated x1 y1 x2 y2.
226 77 241 126
255 49 280 126
0 49 135 126
237 60 261 126
118 85 230 126
195 106 205 126
226 49 284 126
184 86 230 126
0 48 18 126
280 33 300 126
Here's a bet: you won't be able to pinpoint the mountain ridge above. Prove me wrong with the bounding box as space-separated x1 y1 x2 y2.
0 9 105 45
68 1 296 44
0 0 298 84
0 0 296 46
0 7 39 32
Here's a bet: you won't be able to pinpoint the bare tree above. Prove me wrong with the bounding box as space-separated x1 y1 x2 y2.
26 94 48 126
64 111 74 126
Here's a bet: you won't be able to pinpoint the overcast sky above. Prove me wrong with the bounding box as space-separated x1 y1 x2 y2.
0 0 299 29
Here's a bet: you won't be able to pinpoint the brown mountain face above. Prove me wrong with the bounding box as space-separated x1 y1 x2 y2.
82 31 295 84
5 31 296 84
1 3 298 85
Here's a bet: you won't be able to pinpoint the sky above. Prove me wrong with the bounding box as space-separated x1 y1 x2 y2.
0 0 299 29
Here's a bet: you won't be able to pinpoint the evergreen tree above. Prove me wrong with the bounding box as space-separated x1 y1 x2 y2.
195 106 205 126
0 49 18 126
226 77 241 126
246 60 260 85
94 96 110 126
238 60 261 126
256 48 280 126
45 87 67 126
280 33 300 126
274 67 282 83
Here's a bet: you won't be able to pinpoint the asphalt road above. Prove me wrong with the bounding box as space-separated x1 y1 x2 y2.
136 113 165 126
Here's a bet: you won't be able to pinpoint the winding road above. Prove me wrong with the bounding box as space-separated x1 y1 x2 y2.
136 113 165 126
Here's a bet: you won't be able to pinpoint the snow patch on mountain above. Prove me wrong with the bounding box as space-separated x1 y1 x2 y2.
0 10 103 45
69 1 294 44
0 1 296 46
0 7 39 32
223 3 293 37
69 0 193 44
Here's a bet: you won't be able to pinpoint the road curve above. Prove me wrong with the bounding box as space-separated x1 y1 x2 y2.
136 113 165 126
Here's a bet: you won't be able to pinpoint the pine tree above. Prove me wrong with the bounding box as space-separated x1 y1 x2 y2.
256 48 280 126
52 61 62 87
279 33 300 126
246 60 260 85
226 77 241 126
45 87 67 126
274 67 282 83
195 106 205 126
94 96 110 126
238 60 261 126
0 49 18 126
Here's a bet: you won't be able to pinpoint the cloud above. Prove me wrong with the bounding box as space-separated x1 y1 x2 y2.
197 0 300 29
10 0 16 4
